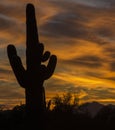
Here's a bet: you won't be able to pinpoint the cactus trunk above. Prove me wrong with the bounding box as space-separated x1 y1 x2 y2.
25 85 46 115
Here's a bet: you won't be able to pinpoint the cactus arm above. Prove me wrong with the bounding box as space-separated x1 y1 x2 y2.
7 45 26 88
45 55 57 80
42 51 50 62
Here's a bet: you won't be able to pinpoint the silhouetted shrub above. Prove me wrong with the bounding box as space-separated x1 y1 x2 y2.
52 92 79 113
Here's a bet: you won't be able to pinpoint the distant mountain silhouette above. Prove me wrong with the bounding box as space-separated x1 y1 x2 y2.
79 101 104 118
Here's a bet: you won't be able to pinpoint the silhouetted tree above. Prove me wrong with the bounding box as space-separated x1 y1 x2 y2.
7 3 57 129
52 92 79 113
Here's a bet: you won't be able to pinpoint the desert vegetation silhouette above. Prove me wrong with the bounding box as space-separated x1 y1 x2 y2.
7 3 57 129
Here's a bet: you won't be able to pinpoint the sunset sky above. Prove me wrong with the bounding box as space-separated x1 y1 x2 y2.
0 0 115 107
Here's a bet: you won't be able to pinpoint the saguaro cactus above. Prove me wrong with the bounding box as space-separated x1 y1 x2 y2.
7 3 57 116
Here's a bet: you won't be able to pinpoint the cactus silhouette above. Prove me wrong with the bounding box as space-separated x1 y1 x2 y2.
7 3 57 117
